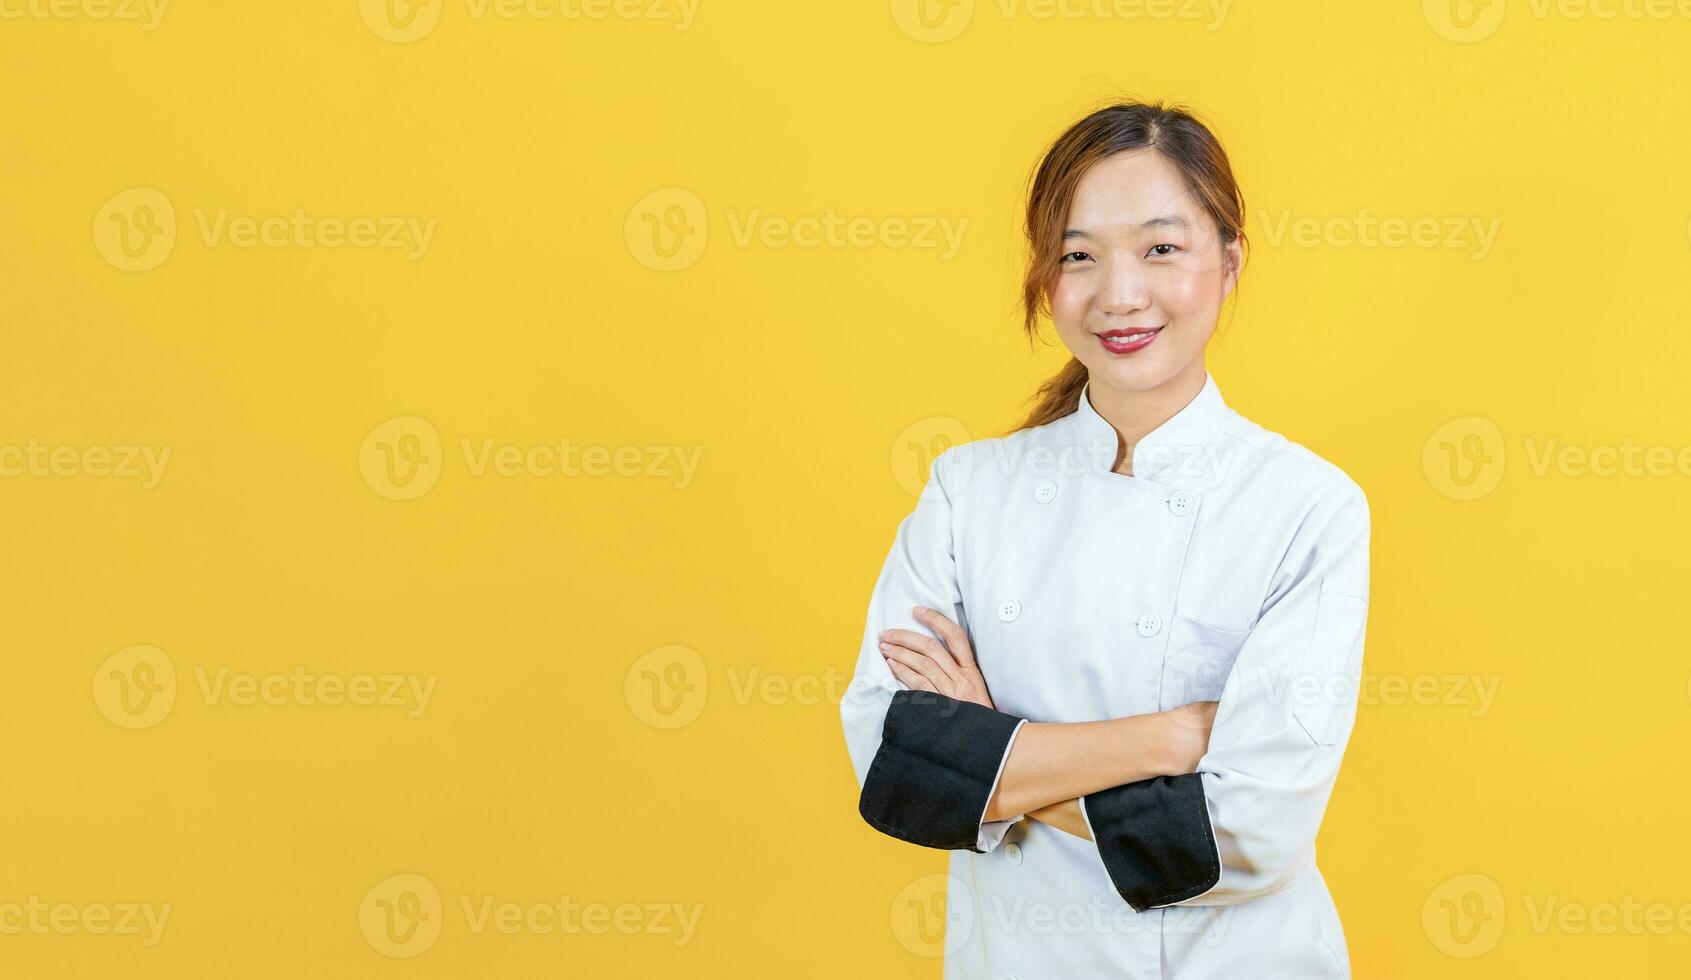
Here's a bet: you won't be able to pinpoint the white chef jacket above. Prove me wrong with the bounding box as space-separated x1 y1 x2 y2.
840 370 1370 979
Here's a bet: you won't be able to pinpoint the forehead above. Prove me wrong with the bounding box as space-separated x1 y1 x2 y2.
1066 149 1202 230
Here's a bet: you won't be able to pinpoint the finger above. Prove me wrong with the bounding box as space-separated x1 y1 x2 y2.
881 628 962 682
914 606 977 668
885 658 934 693
882 642 953 692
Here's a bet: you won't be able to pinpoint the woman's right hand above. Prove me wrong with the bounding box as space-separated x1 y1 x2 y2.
1161 700 1219 774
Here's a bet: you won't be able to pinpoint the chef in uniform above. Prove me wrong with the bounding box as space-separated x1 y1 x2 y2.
839 369 1371 978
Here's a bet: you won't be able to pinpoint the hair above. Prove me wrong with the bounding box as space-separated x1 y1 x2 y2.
1011 99 1248 433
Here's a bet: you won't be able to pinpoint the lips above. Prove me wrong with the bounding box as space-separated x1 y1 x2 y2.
1097 326 1163 354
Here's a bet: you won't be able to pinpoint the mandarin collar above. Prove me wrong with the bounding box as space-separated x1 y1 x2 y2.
1068 370 1230 481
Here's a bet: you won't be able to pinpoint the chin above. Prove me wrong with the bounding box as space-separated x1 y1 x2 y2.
1088 353 1187 394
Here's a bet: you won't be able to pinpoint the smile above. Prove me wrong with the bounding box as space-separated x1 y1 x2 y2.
1097 326 1163 354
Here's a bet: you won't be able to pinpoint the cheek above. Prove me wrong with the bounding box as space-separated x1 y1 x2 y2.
1049 279 1088 327
1155 268 1219 318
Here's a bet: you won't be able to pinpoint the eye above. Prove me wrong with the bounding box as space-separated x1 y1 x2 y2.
1147 243 1180 257
1060 251 1091 264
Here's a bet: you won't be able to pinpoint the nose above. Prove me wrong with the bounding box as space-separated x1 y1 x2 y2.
1098 258 1151 317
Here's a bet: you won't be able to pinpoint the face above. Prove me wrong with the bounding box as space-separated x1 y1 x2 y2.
1049 149 1242 398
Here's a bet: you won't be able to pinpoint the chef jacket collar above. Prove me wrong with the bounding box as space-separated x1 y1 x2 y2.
1070 370 1229 483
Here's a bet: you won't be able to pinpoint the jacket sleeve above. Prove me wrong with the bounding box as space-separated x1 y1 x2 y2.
1079 482 1371 910
840 447 1029 853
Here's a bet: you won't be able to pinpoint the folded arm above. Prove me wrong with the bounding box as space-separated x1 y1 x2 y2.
840 448 1218 853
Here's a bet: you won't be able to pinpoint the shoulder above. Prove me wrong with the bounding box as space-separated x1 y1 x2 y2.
929 422 1052 499
1216 410 1369 522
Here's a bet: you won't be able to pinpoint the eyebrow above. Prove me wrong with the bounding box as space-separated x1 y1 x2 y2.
1062 215 1190 240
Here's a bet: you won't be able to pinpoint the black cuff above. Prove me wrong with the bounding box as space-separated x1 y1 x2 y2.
858 689 1025 851
1083 773 1220 911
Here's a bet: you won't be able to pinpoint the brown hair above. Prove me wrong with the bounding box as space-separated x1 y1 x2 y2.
1011 100 1248 433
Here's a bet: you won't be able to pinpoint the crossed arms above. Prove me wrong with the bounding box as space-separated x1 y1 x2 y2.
839 450 1371 911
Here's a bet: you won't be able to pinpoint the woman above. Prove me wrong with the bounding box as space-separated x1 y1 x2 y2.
840 101 1370 978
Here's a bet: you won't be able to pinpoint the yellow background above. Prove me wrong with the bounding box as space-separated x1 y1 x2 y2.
4 0 1691 975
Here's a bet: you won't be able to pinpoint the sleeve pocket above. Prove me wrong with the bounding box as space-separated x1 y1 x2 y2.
1291 580 1368 747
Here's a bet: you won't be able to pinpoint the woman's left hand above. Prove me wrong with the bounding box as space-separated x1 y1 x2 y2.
879 606 995 709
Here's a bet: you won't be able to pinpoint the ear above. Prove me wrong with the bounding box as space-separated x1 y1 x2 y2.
1219 238 1243 302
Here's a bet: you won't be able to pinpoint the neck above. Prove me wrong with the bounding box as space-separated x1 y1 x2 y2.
1088 361 1207 475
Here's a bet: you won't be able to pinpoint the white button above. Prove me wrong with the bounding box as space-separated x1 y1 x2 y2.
997 599 1022 623
1136 613 1163 637
1168 490 1197 516
1004 842 1023 867
1034 479 1058 504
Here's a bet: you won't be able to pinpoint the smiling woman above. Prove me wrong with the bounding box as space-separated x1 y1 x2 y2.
840 100 1370 978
